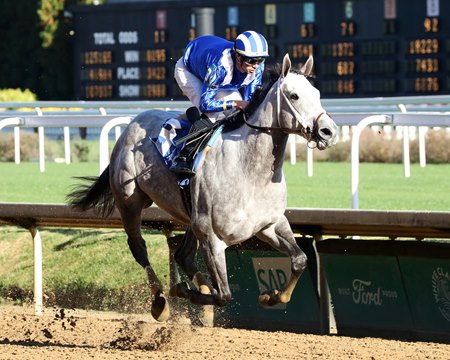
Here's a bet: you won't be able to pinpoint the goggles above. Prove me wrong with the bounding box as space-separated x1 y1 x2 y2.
240 55 265 66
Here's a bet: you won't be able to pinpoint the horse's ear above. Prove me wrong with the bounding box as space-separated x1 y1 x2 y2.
300 56 314 76
281 53 292 79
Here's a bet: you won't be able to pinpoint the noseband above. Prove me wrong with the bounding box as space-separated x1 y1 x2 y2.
243 77 325 141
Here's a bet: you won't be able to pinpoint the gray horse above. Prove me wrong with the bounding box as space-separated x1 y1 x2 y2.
67 54 338 322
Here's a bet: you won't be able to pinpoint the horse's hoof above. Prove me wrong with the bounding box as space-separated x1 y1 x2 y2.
279 292 291 303
258 293 272 307
169 282 190 299
151 292 170 322
197 284 214 326
198 305 214 327
258 290 279 307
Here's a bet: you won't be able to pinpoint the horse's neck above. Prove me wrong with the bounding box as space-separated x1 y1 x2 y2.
239 92 288 177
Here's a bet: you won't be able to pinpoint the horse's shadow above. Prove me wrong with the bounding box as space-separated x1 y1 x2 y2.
47 228 122 251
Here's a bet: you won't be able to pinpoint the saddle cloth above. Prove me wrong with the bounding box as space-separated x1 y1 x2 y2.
153 117 191 167
153 117 224 171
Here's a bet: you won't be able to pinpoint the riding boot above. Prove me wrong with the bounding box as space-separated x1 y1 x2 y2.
169 138 198 175
185 106 201 124
169 107 213 175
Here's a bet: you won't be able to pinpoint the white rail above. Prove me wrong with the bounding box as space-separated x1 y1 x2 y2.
0 114 134 172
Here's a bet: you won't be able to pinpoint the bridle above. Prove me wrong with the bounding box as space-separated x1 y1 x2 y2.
243 77 326 142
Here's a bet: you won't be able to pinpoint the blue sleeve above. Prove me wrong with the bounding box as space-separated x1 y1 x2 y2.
198 64 233 113
199 85 232 113
244 63 264 101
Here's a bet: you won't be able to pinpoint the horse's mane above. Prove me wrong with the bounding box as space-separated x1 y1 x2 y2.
245 64 281 116
245 63 303 117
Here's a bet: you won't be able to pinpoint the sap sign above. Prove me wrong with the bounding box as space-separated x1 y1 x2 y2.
218 247 320 331
252 257 290 309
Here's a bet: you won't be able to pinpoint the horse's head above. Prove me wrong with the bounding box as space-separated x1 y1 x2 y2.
277 54 338 150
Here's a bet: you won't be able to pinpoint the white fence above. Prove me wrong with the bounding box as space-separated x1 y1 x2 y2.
1 96 450 208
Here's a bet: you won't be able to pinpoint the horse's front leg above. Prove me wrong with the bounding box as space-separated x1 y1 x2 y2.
198 233 232 306
255 216 307 306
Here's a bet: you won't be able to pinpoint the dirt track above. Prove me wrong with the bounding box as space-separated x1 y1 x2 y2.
1 305 449 360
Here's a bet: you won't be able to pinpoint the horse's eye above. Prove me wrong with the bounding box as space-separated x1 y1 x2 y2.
290 93 299 101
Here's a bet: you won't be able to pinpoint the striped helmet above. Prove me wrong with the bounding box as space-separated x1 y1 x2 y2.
234 31 269 58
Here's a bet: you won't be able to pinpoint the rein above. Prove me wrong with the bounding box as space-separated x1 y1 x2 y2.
243 77 325 138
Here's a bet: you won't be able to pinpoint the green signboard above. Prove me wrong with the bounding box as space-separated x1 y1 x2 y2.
318 239 450 340
320 253 413 332
399 258 450 335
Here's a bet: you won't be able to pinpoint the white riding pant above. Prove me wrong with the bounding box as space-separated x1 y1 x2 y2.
174 57 243 122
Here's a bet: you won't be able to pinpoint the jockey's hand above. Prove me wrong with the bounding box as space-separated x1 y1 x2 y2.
222 108 246 131
232 100 249 110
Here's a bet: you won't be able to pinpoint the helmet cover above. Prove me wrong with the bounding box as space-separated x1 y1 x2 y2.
234 31 269 58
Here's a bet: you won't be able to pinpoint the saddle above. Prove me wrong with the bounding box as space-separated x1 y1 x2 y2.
179 119 221 171
176 107 246 174
156 108 244 172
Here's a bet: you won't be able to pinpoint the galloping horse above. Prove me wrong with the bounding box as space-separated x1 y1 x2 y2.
67 54 338 322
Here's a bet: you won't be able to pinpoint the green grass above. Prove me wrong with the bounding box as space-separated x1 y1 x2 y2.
0 162 98 203
0 225 169 311
0 160 449 210
284 162 450 210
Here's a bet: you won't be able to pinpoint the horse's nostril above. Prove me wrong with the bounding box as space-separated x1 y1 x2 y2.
319 127 332 138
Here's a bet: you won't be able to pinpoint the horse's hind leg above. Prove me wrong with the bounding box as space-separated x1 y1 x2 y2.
172 228 208 291
256 216 307 307
119 201 170 322
172 231 232 307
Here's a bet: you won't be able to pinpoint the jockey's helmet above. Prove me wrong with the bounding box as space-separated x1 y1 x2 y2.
234 31 269 58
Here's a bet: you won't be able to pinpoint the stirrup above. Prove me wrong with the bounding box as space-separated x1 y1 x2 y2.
170 166 195 175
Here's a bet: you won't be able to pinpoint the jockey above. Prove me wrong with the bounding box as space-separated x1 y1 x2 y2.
171 30 269 175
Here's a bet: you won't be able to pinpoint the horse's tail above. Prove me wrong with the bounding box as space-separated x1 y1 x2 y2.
66 165 115 217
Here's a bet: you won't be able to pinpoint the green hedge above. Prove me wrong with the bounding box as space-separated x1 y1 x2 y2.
0 88 37 102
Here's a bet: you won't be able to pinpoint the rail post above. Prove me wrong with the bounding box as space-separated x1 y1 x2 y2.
99 116 132 174
30 226 43 315
0 117 23 164
398 104 411 178
351 115 392 209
